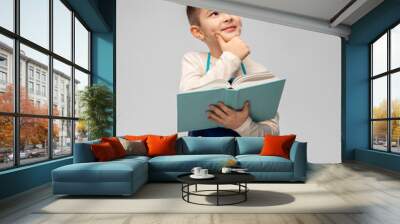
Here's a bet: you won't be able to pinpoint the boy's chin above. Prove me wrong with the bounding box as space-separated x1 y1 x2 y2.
221 32 241 41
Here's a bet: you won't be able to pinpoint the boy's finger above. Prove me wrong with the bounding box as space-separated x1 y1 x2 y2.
217 102 233 115
209 105 228 118
242 101 250 111
208 111 224 124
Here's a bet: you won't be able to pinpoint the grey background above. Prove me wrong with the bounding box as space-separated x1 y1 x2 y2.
116 0 341 163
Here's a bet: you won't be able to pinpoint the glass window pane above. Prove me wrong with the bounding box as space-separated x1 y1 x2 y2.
392 72 400 118
391 120 400 153
0 0 14 31
372 76 387 119
53 119 72 157
372 33 387 76
53 59 72 117
0 116 14 170
20 44 49 115
20 0 49 49
74 69 89 118
75 120 88 143
392 24 400 70
53 0 72 60
0 35 14 112
20 117 49 165
372 121 388 151
75 18 89 70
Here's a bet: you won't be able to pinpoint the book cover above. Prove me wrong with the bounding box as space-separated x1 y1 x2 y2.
177 76 285 132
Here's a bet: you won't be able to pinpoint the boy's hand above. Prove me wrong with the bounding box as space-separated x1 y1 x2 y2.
216 33 250 60
207 101 250 130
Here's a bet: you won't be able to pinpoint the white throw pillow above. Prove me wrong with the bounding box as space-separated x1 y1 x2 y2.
118 137 147 156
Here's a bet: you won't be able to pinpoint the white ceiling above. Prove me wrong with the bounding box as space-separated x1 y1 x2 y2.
224 0 384 26
226 0 353 23
166 0 384 38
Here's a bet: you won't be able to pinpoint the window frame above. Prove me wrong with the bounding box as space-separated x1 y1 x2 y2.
370 20 400 154
0 0 92 171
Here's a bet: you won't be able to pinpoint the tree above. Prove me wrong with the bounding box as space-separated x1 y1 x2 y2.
75 119 87 142
391 99 400 142
0 84 59 151
372 99 400 142
372 99 387 140
0 85 14 150
79 84 113 140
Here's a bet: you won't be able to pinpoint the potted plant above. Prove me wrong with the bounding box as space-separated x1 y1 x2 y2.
79 84 113 140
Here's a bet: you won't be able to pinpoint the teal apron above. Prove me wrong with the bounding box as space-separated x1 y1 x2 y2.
188 52 247 137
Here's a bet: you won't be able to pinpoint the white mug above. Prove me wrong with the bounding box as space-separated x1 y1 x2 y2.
221 167 232 174
191 167 202 176
200 169 208 176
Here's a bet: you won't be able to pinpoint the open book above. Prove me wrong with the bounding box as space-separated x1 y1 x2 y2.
177 72 285 132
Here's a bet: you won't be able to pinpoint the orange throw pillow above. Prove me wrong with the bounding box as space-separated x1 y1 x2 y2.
124 135 150 141
259 134 296 159
146 134 177 157
101 137 127 158
91 142 117 161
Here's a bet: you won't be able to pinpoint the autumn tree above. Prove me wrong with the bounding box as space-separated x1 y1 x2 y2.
0 84 60 152
0 85 14 151
372 99 400 143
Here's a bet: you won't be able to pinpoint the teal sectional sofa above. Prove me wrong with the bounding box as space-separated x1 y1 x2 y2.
52 137 307 196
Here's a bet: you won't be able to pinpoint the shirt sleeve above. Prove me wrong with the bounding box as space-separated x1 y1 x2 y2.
179 51 242 92
234 113 280 137
231 58 278 137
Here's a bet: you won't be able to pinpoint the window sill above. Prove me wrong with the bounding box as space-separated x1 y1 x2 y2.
355 148 400 172
0 156 72 176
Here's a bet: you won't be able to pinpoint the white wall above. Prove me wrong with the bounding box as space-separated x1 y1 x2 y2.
116 0 341 163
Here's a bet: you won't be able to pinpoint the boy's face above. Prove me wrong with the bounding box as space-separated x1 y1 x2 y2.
190 9 242 44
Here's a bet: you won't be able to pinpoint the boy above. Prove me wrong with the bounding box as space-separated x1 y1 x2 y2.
180 6 279 137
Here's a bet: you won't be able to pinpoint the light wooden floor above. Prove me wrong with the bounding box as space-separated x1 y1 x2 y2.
1 162 400 224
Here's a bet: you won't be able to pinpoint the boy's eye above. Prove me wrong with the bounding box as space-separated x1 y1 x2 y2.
210 11 219 17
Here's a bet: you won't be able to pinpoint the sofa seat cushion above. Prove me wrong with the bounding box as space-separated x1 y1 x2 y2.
236 155 293 172
149 154 235 172
116 155 150 163
53 159 147 183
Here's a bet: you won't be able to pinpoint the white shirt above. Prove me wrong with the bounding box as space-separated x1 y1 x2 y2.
179 51 280 137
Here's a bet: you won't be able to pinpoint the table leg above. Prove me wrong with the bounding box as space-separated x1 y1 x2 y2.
245 183 247 201
217 184 219 206
187 184 190 202
195 184 197 192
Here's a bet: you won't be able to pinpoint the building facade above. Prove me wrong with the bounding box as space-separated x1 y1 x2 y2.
0 41 80 155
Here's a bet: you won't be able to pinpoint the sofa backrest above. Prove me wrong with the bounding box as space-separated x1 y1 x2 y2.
235 137 264 155
176 136 236 155
73 139 100 163
74 136 300 162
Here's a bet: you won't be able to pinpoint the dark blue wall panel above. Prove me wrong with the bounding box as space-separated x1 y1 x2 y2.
0 158 72 199
344 0 400 171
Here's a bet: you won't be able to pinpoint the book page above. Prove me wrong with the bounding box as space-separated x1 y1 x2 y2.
231 72 277 89
180 79 231 93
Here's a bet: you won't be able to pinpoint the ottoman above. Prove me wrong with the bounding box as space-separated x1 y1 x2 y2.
52 157 148 196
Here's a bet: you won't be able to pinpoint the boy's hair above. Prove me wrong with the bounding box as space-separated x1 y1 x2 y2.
186 6 200 26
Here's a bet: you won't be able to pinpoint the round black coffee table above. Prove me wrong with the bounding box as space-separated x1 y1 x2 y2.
177 173 255 206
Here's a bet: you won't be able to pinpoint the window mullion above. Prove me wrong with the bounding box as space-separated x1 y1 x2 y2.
13 0 21 167
388 30 391 152
49 0 54 160
71 10 76 155
370 45 373 149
